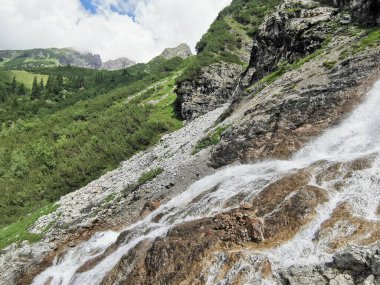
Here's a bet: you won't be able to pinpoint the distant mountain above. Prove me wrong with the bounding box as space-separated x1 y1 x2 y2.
101 57 136 71
0 48 135 70
158 43 192 60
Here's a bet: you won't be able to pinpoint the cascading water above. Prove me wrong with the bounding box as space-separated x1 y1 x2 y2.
33 80 380 285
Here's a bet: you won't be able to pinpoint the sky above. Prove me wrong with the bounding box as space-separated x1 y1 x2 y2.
0 0 232 62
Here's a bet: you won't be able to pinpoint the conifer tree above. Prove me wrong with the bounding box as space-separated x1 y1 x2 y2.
56 75 63 88
30 76 40 100
17 84 26 96
10 76 17 93
39 78 44 92
46 75 54 94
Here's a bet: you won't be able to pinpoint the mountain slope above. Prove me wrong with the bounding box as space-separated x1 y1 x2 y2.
1 0 380 284
0 56 185 228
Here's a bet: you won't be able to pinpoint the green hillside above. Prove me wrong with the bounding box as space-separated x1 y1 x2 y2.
176 0 282 84
0 56 185 227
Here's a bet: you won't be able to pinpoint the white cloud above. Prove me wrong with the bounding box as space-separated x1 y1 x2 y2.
0 0 231 62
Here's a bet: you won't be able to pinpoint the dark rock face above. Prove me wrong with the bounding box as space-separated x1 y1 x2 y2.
58 51 102 69
327 0 380 25
175 62 243 120
246 3 337 84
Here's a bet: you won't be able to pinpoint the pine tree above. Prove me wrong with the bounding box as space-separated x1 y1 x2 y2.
39 78 44 92
30 76 40 100
53 79 60 95
10 76 17 93
56 75 63 88
46 75 54 94
17 84 26 96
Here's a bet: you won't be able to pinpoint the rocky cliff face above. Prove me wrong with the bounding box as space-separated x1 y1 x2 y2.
332 0 380 25
210 0 380 167
175 62 243 120
158 43 192 60
101 57 136 71
58 49 102 69
1 0 380 284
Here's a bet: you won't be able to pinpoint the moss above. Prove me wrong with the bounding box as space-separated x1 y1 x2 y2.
192 125 230 154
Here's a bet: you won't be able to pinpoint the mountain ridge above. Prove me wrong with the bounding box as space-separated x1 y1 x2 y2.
0 47 136 70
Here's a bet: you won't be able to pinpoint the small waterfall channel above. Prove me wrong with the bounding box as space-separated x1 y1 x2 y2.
33 80 380 285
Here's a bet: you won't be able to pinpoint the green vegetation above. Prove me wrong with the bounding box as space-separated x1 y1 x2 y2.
355 28 380 51
138 168 164 184
0 204 58 250
0 57 184 228
176 0 282 84
123 168 164 194
8 70 48 89
192 125 229 154
104 193 117 204
258 48 325 85
323 60 337 69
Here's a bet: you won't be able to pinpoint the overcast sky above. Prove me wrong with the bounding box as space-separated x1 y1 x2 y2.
0 0 231 62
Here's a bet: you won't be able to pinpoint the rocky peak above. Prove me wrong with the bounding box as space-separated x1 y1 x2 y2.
101 57 135 71
158 43 192 60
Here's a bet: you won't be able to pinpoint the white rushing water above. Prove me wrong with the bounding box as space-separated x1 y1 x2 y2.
33 80 380 285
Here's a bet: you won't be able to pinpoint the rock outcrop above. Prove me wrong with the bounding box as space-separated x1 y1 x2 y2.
101 57 135 71
327 0 380 25
245 1 337 84
210 0 380 167
158 43 192 60
58 50 102 69
175 62 243 120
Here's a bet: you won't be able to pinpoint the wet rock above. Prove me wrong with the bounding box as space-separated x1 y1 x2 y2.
333 246 370 274
139 200 161 217
240 202 253 210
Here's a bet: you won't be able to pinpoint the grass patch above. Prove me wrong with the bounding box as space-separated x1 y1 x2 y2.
323 60 337 69
192 125 229 154
0 203 58 250
123 168 164 194
104 193 116 204
10 70 49 89
358 28 380 49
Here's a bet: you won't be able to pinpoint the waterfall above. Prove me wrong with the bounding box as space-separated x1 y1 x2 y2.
32 80 380 285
